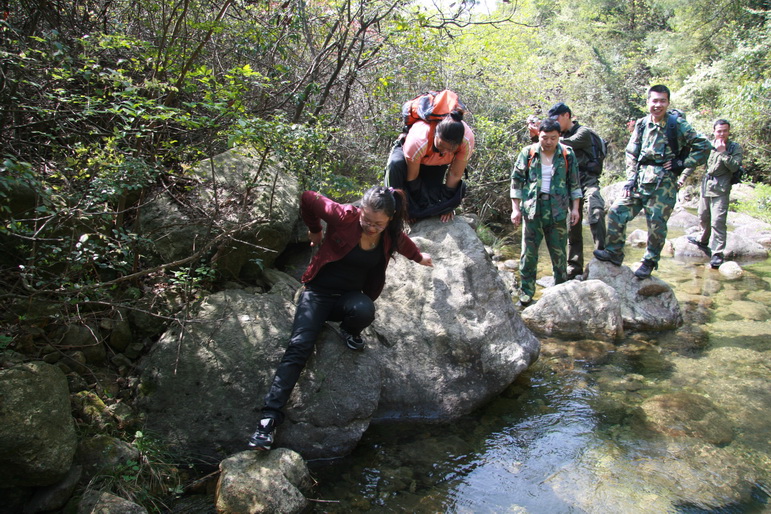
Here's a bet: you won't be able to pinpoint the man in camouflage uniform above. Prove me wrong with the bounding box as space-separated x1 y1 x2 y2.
594 85 710 279
511 118 582 305
679 119 743 268
548 102 607 279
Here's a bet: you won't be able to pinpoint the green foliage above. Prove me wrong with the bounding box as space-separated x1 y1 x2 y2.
735 183 771 223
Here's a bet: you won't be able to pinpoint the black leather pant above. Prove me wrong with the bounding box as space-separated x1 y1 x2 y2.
261 288 375 424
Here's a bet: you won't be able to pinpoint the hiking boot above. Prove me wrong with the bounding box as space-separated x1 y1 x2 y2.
710 253 724 269
634 259 658 279
518 293 532 307
340 328 365 351
247 418 276 450
593 249 624 266
567 266 582 280
687 236 711 256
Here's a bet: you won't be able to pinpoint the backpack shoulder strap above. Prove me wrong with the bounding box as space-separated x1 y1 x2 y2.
561 145 569 171
666 113 680 157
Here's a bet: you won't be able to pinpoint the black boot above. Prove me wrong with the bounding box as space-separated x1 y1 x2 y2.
710 253 724 269
634 259 658 279
593 249 624 266
687 236 711 256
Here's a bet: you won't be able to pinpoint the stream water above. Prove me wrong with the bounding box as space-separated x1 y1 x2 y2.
307 218 771 513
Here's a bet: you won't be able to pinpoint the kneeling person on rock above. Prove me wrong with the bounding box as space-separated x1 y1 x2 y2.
248 186 433 450
510 118 582 306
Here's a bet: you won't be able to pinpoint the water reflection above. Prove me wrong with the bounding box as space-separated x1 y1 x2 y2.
309 223 771 512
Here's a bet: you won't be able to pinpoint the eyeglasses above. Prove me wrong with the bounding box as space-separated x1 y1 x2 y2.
360 215 389 230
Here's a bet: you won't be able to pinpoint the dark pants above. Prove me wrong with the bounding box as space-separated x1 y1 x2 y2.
385 142 464 220
261 288 375 425
567 173 606 278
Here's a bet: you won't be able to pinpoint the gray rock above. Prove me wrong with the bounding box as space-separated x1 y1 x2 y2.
75 435 140 486
0 362 77 487
137 148 300 280
23 464 82 513
521 280 624 341
666 207 699 228
718 260 744 279
627 228 648 247
215 449 311 514
673 232 768 262
77 490 148 514
137 217 539 460
586 260 682 331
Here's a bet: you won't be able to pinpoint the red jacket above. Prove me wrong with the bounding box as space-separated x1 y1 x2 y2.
300 191 423 300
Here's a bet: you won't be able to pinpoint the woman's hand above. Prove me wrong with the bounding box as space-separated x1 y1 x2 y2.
308 230 323 247
419 253 433 267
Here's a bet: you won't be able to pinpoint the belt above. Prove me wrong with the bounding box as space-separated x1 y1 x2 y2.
638 159 665 166
539 193 550 200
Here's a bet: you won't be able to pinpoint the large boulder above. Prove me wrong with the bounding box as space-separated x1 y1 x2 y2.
0 362 77 487
137 217 539 460
521 280 624 342
371 217 539 420
137 148 300 280
586 260 682 331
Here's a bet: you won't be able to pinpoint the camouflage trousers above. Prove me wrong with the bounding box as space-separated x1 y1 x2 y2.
567 173 606 277
605 177 677 263
697 192 730 255
520 195 569 298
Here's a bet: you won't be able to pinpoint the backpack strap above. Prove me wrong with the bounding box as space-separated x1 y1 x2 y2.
666 113 680 158
633 117 647 164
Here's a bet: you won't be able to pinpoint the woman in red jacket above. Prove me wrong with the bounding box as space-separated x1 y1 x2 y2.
248 186 433 450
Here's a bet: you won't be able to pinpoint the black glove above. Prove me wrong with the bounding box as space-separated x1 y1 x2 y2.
623 179 636 194
667 158 685 175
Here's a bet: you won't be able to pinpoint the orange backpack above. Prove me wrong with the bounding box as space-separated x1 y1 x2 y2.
400 90 466 132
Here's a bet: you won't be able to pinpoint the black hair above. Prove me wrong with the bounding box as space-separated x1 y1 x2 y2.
361 185 408 257
713 118 731 129
538 118 562 134
648 84 671 100
436 110 466 146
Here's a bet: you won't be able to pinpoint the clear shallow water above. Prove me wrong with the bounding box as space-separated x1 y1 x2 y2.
308 221 771 513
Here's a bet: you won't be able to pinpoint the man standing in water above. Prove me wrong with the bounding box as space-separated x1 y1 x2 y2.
680 119 743 268
510 118 582 306
594 85 710 279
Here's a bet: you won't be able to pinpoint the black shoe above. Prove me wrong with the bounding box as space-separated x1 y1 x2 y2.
248 418 275 450
634 259 658 279
687 236 712 256
340 328 365 351
710 253 724 269
518 293 532 306
593 249 624 266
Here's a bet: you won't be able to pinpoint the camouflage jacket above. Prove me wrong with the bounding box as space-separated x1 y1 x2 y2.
626 114 710 185
510 143 582 222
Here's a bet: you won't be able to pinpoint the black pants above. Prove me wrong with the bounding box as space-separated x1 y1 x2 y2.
261 288 375 424
386 142 464 220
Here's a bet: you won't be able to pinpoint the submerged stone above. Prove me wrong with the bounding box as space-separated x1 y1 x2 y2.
639 392 734 445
